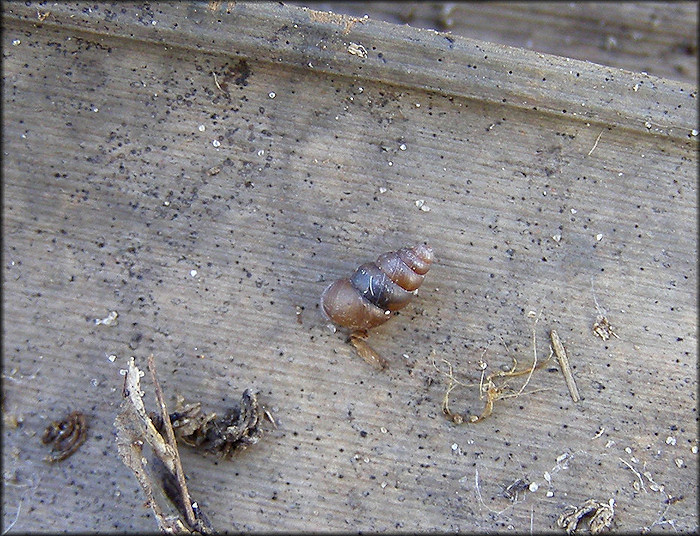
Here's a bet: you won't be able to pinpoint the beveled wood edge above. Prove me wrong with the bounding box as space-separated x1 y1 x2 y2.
4 1 697 140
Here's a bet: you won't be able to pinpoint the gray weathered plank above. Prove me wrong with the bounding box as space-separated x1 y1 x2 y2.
2 2 697 533
295 1 699 86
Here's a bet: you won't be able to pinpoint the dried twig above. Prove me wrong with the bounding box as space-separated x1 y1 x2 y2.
115 356 212 534
550 330 581 403
147 354 198 529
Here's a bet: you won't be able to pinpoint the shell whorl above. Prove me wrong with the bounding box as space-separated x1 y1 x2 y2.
321 244 433 331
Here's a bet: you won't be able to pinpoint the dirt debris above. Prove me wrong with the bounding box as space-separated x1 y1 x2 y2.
115 355 274 533
557 498 615 534
592 316 619 341
151 390 273 459
42 410 88 463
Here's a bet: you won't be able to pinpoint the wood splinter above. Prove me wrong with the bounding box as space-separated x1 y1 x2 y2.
550 330 580 403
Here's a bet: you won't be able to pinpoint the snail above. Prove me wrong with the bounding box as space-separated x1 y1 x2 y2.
321 244 433 369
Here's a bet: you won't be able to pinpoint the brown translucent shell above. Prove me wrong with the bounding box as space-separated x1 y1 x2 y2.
321 244 433 331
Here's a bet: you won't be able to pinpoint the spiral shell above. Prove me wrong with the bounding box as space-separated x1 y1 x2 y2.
321 244 433 332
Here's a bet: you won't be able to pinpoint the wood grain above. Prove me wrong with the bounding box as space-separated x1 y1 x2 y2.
295 1 699 86
2 2 697 532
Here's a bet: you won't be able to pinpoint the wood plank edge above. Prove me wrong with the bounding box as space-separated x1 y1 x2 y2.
4 2 697 141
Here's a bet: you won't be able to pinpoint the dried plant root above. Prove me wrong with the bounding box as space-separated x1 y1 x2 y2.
433 313 551 423
152 389 273 459
557 498 615 534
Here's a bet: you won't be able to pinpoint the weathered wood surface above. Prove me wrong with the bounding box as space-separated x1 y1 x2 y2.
295 1 699 86
2 2 697 533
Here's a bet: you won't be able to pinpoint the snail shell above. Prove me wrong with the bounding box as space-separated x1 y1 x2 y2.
321 244 433 332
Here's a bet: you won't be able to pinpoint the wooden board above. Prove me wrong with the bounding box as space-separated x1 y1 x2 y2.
295 1 699 86
2 2 697 532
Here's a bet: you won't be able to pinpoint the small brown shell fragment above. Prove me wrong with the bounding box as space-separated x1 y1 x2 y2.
321 244 433 332
42 411 88 462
